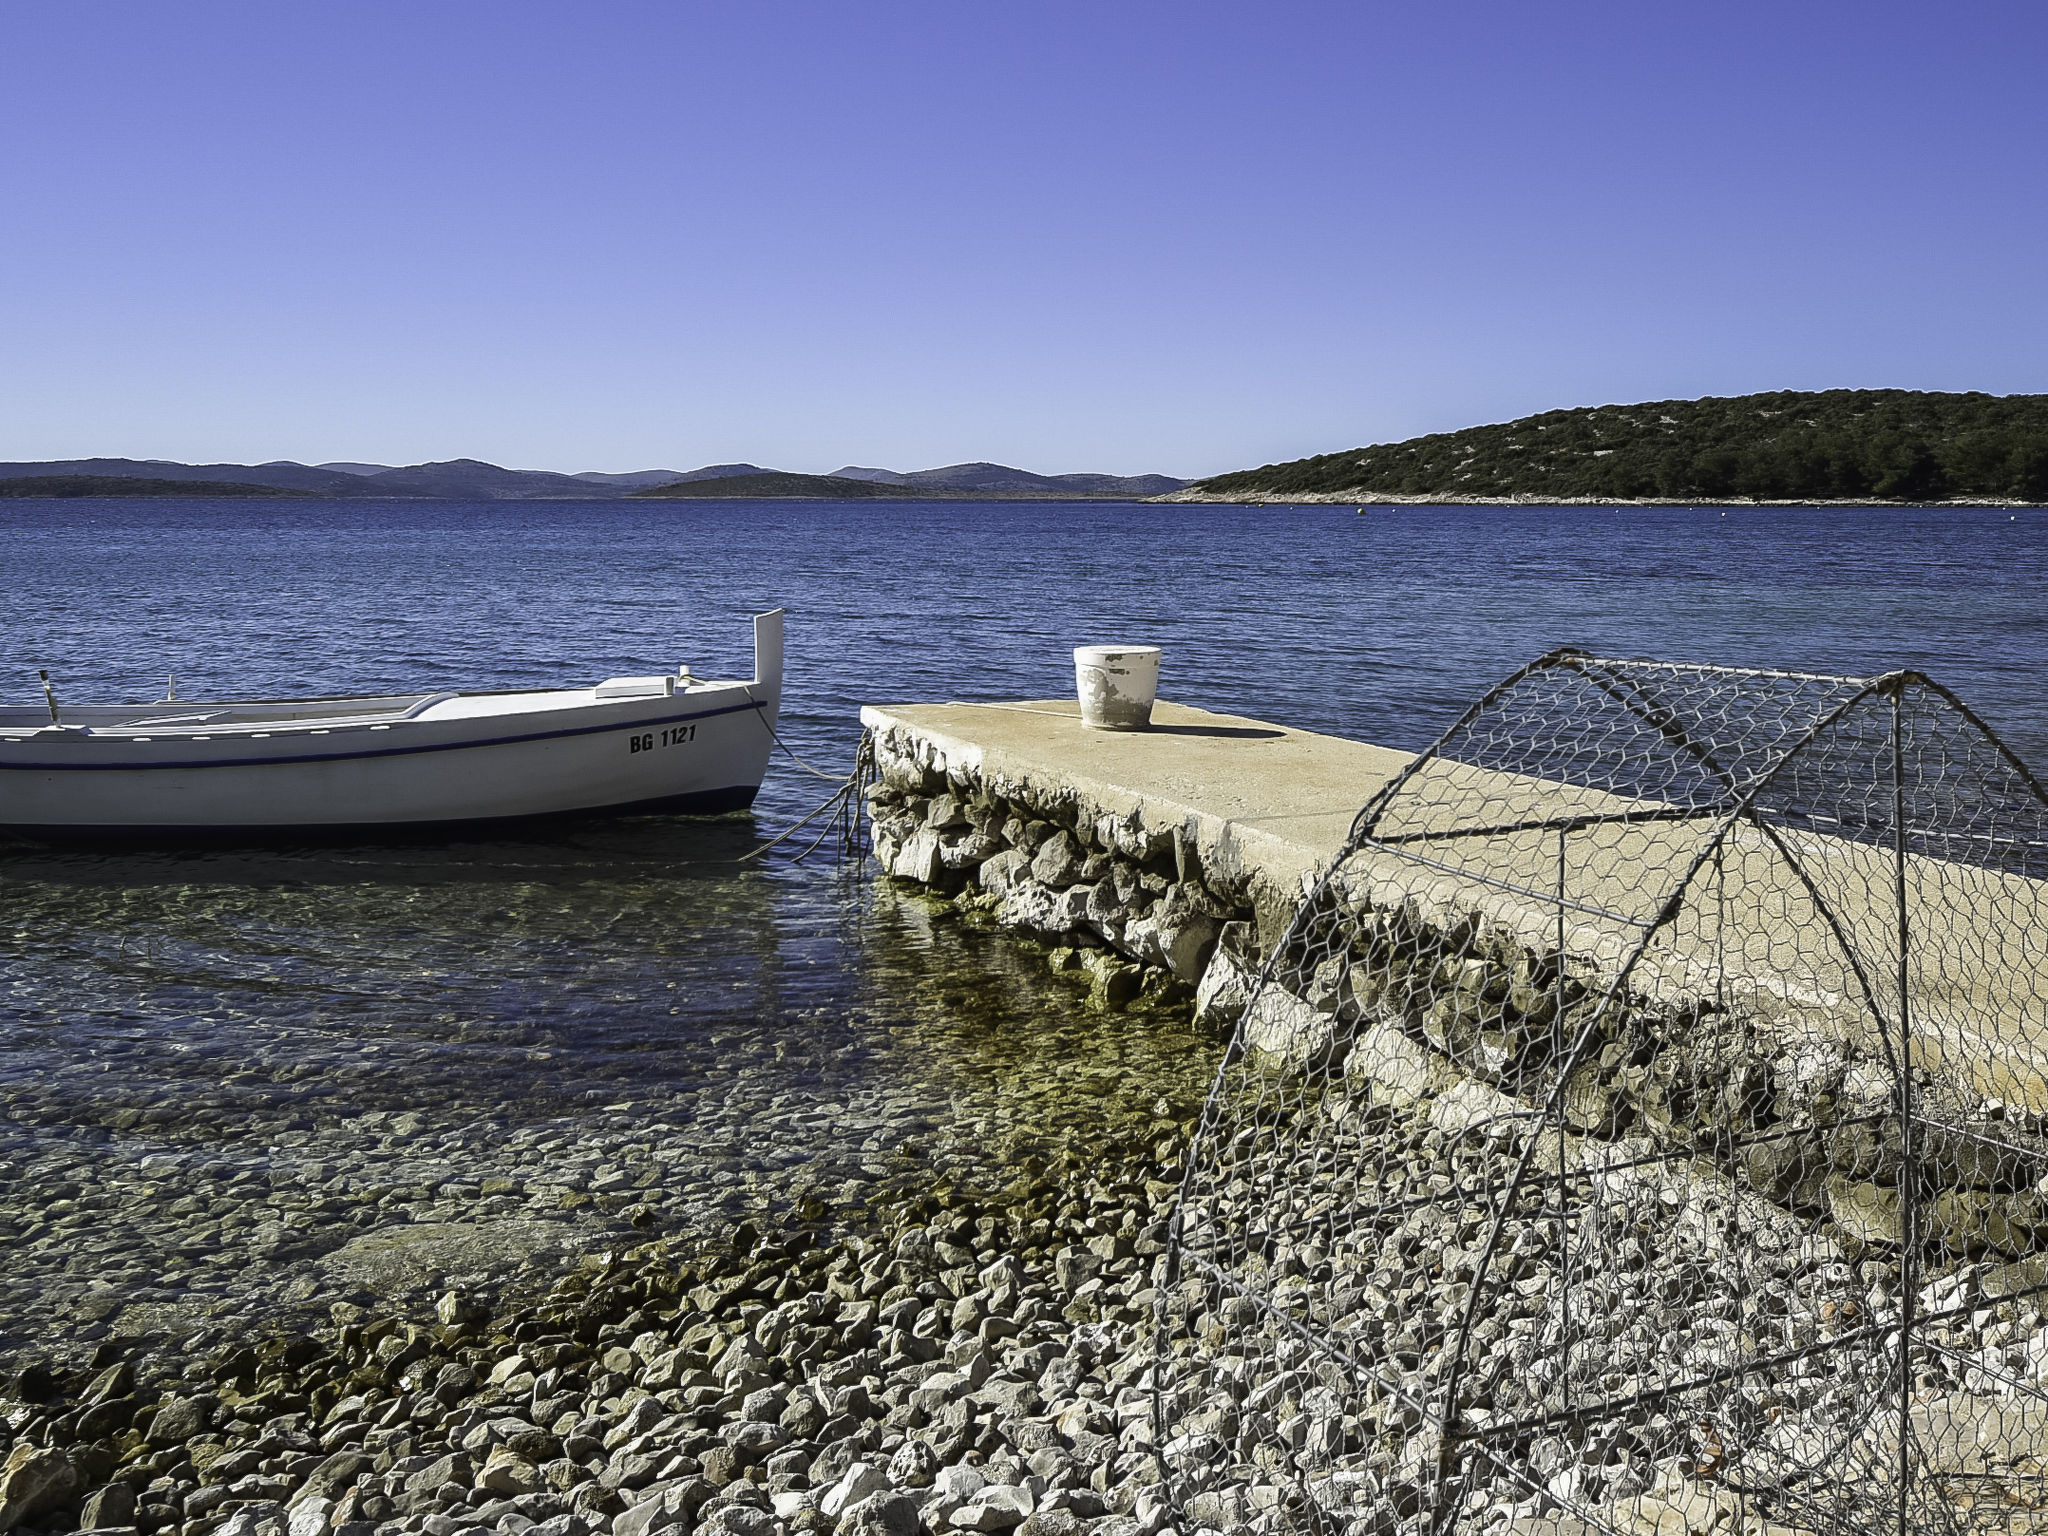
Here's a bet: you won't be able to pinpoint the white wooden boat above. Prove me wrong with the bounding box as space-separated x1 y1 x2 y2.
0 610 785 841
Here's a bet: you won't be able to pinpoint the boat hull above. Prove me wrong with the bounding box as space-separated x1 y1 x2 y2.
0 693 774 840
3 785 763 846
0 611 786 842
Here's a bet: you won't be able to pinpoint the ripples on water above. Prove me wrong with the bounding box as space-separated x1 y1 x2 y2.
1 498 2042 1360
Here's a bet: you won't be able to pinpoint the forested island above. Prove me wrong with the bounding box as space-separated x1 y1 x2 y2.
632 465 1187 499
1176 389 2048 504
632 471 931 499
0 475 326 498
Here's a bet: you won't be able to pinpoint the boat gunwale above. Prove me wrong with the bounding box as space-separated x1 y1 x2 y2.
0 693 767 772
0 678 752 727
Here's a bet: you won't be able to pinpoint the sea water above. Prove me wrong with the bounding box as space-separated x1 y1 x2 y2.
0 497 2041 1362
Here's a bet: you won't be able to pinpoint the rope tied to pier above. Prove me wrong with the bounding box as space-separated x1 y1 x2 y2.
748 692 849 781
733 731 875 866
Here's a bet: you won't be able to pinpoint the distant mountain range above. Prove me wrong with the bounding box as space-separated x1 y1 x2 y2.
635 472 936 500
0 475 325 499
0 457 1189 501
825 463 1187 498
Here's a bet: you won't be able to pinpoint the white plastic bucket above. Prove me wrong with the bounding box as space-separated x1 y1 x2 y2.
1074 645 1161 730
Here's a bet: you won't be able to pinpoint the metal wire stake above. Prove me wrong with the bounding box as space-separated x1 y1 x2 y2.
1154 652 2048 1536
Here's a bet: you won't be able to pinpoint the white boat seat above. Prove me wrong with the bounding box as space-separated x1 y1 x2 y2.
593 676 677 700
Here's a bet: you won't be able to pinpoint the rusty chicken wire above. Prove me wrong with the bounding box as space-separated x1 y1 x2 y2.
1153 652 2048 1536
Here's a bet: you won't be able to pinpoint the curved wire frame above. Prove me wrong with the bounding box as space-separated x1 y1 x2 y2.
1155 652 2048 1536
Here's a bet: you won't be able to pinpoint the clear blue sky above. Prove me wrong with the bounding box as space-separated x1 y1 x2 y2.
3 1 2043 477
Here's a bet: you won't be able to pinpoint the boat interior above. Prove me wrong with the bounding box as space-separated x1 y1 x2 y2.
0 675 747 736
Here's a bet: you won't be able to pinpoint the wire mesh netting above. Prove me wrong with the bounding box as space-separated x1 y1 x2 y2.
1154 652 2048 1536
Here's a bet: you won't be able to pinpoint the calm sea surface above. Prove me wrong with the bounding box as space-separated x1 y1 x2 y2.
12 499 2046 766
0 497 2043 1356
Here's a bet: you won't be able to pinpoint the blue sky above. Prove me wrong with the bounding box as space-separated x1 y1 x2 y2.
3 1 2043 476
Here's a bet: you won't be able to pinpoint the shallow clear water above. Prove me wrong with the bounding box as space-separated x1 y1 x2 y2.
1 497 2042 1360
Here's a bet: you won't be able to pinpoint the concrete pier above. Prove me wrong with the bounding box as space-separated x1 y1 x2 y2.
862 695 2048 1109
863 692 2048 1531
862 691 2048 1257
859 698 1411 910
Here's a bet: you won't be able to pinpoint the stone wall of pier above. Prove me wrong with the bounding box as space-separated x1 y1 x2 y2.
864 724 1264 1017
863 721 2048 1274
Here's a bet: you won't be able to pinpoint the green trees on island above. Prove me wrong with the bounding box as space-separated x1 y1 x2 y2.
1198 390 2048 502
0 475 327 498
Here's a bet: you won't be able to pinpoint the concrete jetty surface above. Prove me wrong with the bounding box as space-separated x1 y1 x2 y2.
858 698 1412 903
862 695 2048 1109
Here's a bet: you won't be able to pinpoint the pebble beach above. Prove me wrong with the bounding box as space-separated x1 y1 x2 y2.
0 1077 1192 1536
0 865 1217 1536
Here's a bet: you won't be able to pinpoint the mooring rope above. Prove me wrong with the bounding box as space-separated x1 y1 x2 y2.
749 693 848 780
732 728 875 866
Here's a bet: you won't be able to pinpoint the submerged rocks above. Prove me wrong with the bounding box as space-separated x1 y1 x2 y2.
866 735 1242 1014
0 1445 77 1534
0 1045 1202 1536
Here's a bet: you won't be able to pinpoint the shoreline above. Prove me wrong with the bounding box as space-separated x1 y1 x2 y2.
1148 490 2047 506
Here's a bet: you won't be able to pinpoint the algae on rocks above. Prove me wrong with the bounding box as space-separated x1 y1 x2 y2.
864 730 1250 1018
